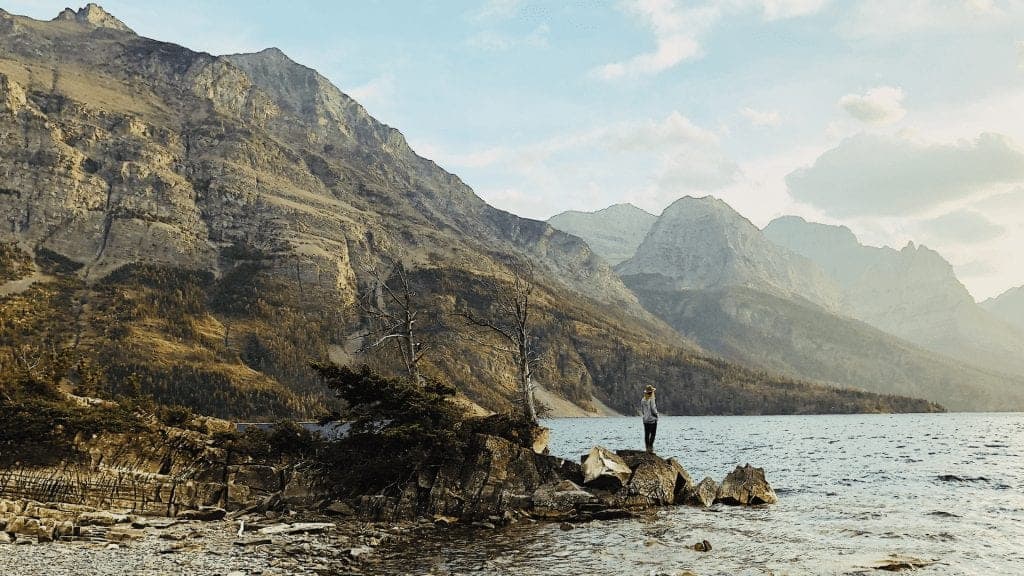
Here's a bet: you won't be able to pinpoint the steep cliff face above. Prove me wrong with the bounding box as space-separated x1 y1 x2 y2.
764 217 1024 378
548 203 656 266
617 196 841 310
0 6 920 418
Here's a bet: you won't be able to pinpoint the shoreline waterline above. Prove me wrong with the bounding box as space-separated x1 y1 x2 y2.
378 413 1024 575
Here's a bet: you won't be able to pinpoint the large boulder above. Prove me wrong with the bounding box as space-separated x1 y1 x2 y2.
531 480 598 513
716 464 777 505
686 477 718 507
614 451 677 506
666 458 695 502
581 446 632 491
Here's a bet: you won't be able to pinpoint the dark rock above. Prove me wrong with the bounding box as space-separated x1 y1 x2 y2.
231 465 283 493
536 453 584 485
666 457 695 501
588 508 638 521
693 539 712 552
324 501 355 516
873 557 934 571
581 446 631 491
559 522 574 531
716 464 777 505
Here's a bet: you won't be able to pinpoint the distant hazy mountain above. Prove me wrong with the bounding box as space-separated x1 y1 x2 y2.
764 216 1024 378
621 280 1024 411
981 286 1024 334
614 198 1024 411
617 196 841 310
548 203 656 266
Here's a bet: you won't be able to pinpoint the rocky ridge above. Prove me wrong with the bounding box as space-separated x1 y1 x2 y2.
617 196 841 310
548 203 657 266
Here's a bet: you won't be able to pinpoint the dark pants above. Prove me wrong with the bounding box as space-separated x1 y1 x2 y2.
644 421 657 449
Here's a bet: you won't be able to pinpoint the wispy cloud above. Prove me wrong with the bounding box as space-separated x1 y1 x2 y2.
741 107 783 128
469 0 523 22
759 0 828 21
422 111 738 218
592 0 719 81
346 74 396 109
466 24 549 51
787 132 1024 217
839 86 906 124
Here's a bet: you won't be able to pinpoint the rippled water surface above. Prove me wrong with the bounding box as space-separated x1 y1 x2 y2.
380 414 1024 575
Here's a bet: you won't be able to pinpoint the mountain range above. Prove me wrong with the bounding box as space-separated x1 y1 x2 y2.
0 5 939 419
551 198 1024 411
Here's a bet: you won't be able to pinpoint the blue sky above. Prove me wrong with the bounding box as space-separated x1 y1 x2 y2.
6 0 1024 299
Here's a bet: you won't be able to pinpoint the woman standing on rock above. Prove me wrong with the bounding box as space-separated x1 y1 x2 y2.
640 385 658 453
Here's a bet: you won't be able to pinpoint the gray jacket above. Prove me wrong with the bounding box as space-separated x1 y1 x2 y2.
640 396 658 423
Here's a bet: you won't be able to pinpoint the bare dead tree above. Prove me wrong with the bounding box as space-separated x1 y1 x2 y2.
460 258 539 425
354 257 424 385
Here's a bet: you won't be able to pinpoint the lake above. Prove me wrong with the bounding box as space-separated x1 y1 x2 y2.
378 413 1024 575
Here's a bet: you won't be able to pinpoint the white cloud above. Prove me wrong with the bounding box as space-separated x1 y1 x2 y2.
469 0 523 21
1018 40 1024 70
741 106 783 127
786 132 1024 217
916 209 1006 244
346 75 395 109
839 86 906 124
422 112 738 218
466 24 549 51
842 0 1013 39
759 0 827 20
592 1 718 80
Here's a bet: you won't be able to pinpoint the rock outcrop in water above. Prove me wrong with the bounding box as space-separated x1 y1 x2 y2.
356 438 777 523
716 464 778 505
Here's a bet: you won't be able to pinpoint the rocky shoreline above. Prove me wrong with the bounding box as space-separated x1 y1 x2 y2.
0 505 425 576
1 440 777 576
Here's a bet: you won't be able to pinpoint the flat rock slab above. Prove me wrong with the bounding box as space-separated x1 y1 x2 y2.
257 522 334 535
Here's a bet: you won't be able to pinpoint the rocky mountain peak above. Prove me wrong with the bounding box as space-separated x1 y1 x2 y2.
764 216 860 247
547 203 656 266
54 4 133 33
662 194 733 218
617 195 841 309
